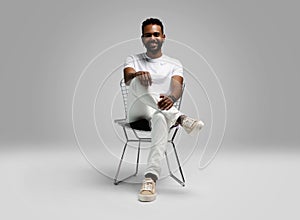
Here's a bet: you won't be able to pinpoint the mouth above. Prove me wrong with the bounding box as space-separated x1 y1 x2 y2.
149 42 158 48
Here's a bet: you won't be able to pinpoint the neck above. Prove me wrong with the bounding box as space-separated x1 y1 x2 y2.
146 51 162 59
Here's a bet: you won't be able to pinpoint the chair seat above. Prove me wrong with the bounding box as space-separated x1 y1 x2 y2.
114 118 151 131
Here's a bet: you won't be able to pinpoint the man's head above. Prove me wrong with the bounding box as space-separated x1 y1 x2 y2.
141 18 166 56
142 18 164 36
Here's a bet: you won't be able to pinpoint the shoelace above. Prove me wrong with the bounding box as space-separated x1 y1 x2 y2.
182 117 195 128
142 180 153 191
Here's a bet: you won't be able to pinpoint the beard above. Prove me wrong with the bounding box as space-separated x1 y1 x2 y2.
145 40 163 53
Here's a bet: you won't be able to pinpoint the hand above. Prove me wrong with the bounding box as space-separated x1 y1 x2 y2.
157 94 174 110
136 71 152 87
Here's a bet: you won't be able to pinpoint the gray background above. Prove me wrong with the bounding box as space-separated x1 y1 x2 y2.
1 0 299 219
1 0 299 148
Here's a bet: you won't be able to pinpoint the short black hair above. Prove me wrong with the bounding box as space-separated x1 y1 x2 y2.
141 18 164 35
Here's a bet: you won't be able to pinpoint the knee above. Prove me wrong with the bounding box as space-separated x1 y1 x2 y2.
130 78 146 91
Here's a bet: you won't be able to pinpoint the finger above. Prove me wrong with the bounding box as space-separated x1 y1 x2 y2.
147 74 151 86
164 102 173 110
139 72 144 85
138 75 145 86
166 99 173 108
158 97 164 107
158 99 166 109
136 72 142 84
158 101 163 109
160 104 168 110
160 99 169 110
142 72 148 86
163 101 170 110
161 94 168 98
140 72 146 86
159 98 168 106
167 102 173 110
146 72 152 86
141 72 145 85
157 100 162 108
159 97 167 104
143 72 148 86
146 72 151 86
160 103 166 110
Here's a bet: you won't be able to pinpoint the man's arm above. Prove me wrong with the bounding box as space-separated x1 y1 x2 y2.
169 75 183 101
158 75 183 110
124 67 152 86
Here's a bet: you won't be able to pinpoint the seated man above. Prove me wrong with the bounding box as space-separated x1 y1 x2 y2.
124 18 204 202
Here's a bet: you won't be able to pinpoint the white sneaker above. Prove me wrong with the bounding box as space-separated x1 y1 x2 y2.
138 178 157 202
181 116 204 136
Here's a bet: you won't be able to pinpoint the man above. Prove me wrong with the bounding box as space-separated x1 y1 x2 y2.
123 18 204 202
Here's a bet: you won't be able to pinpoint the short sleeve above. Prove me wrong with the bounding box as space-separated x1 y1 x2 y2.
172 60 183 78
124 55 135 69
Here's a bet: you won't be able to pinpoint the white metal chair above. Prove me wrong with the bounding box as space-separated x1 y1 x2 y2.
114 79 185 186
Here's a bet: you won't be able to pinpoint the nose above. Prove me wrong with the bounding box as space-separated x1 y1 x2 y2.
150 35 156 40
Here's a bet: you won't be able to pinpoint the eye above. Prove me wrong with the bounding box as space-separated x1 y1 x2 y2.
143 33 152 38
153 32 160 37
142 32 161 38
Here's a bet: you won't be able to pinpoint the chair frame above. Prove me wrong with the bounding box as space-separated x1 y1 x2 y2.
114 79 185 186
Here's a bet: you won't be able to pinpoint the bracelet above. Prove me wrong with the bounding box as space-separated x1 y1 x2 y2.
168 95 177 103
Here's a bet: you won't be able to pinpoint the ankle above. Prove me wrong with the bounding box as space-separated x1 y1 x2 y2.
145 173 158 182
177 115 186 125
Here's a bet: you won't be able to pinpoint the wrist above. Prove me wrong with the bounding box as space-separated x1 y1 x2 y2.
130 72 136 79
168 95 177 103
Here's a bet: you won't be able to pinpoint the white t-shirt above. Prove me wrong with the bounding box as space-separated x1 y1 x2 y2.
124 53 183 95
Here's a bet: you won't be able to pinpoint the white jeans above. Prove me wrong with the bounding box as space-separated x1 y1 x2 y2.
127 78 182 179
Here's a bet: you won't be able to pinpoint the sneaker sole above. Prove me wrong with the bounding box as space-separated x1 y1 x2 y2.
138 193 157 202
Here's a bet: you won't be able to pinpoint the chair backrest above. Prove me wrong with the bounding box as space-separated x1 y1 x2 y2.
119 79 185 119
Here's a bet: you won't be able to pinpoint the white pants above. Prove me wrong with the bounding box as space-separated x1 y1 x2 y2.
127 78 182 179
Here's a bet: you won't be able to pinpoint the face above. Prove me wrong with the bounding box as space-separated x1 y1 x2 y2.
142 24 165 54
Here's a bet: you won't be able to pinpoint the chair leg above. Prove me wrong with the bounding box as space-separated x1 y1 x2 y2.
114 141 141 185
135 141 141 174
165 142 185 187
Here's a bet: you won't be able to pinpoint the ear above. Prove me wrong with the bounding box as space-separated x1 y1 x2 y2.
141 35 146 45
